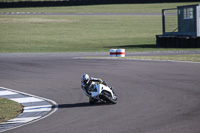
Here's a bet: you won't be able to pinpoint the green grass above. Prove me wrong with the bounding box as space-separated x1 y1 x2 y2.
0 15 161 53
88 54 200 62
0 2 199 13
0 3 200 53
124 54 200 62
0 15 199 53
0 97 23 123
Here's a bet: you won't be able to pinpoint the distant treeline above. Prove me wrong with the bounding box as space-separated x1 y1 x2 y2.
0 0 199 8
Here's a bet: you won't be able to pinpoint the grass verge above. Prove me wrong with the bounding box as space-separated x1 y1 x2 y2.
125 54 200 62
91 54 200 62
0 3 200 53
0 97 23 123
0 2 200 13
0 15 161 53
0 15 199 53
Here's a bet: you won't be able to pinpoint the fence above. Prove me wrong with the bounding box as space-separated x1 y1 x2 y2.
162 8 178 35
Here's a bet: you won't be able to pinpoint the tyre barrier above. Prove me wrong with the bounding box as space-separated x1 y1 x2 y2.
110 49 117 57
156 35 200 48
110 49 125 57
117 49 125 57
1 0 199 8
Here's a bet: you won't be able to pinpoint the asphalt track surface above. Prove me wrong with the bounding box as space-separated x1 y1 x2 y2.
0 52 200 133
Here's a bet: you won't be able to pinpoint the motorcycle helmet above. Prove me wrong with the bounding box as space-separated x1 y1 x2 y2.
81 74 90 84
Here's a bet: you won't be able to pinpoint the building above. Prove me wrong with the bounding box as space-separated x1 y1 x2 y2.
156 4 200 48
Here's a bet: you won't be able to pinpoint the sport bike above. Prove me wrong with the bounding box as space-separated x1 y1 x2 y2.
89 83 117 104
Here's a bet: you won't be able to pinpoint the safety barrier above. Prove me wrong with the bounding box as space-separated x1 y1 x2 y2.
0 0 199 8
110 49 117 57
156 35 200 48
110 49 125 57
116 49 125 57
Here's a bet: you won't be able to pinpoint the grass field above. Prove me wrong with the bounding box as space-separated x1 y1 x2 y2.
87 54 200 62
118 54 200 62
0 2 200 53
0 97 22 123
0 15 162 53
0 2 199 13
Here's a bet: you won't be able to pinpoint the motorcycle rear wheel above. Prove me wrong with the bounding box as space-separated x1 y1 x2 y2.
89 97 98 104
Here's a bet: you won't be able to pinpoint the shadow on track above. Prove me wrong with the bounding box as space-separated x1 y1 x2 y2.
58 102 113 109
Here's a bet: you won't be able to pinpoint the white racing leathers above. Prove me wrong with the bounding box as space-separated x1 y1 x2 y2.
81 77 103 97
81 77 117 104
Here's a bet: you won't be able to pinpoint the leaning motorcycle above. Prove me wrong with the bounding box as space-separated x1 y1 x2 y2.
88 83 117 104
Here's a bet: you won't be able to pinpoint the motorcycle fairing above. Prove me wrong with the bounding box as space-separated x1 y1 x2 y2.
91 84 114 98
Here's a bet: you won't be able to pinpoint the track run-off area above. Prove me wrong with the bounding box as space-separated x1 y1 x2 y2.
0 12 161 16
0 52 200 133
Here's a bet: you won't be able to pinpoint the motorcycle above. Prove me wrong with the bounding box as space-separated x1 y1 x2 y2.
88 83 117 104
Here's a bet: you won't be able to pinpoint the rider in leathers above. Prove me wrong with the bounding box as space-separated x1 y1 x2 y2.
81 74 109 103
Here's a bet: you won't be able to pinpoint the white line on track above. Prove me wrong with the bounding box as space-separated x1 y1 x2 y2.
6 117 41 124
0 91 18 96
10 97 44 103
0 87 58 133
74 57 200 64
24 105 52 112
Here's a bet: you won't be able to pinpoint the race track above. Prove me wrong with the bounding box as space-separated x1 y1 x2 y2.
0 52 200 133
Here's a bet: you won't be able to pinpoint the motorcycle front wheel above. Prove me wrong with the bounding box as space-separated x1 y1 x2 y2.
100 91 117 104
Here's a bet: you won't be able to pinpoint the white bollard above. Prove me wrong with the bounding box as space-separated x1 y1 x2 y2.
116 49 125 57
110 49 117 57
